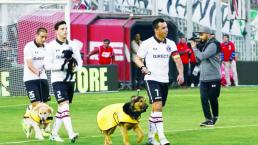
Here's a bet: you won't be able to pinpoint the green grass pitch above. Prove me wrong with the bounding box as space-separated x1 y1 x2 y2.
0 87 258 145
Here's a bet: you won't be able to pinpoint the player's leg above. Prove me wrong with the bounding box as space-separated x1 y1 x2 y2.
23 80 41 138
50 82 64 142
61 82 78 143
146 80 169 145
200 81 213 126
39 79 50 103
155 82 170 145
145 80 161 145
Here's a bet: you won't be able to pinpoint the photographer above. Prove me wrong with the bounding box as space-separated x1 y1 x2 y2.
190 27 221 127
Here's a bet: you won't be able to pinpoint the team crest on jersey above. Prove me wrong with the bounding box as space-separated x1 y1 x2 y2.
166 45 172 52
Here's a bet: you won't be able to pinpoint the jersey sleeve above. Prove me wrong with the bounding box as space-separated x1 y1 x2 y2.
170 40 178 52
136 41 148 58
23 43 33 60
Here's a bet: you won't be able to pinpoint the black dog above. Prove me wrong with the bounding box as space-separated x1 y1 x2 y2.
61 50 78 82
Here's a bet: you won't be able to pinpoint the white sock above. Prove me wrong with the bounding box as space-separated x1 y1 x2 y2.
52 107 63 136
61 103 75 139
152 112 166 140
148 112 157 139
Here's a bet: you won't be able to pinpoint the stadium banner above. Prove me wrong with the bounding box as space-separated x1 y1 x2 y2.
158 0 246 36
75 64 118 93
0 65 118 97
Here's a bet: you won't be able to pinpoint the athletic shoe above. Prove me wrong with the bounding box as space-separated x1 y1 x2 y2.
160 138 170 145
212 117 218 125
49 134 64 142
70 132 79 143
147 137 160 145
200 120 214 127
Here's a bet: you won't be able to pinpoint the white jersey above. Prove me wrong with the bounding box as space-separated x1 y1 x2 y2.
23 41 47 82
44 39 82 83
137 36 177 83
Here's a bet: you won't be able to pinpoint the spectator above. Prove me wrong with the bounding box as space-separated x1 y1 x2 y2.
188 44 199 87
177 34 190 86
131 33 143 89
221 34 238 86
87 39 115 65
72 0 86 9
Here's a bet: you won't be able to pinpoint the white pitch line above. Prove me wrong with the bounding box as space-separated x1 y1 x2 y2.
1 124 258 144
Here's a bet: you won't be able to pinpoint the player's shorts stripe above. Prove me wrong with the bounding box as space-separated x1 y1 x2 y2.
145 80 153 103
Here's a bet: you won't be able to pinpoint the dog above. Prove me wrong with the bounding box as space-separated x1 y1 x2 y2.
97 96 148 145
61 49 78 82
22 103 53 140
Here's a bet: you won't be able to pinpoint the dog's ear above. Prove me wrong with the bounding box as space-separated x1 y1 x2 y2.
48 107 54 114
33 103 43 112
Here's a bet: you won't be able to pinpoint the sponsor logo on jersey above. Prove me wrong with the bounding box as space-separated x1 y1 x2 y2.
33 57 44 60
153 54 170 58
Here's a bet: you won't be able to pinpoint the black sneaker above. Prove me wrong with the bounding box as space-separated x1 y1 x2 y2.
212 117 218 125
200 120 214 127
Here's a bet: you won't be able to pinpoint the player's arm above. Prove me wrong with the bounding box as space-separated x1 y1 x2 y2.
134 42 149 74
44 44 62 71
73 45 83 72
24 45 40 76
86 48 99 58
26 59 40 76
230 43 236 61
172 51 184 85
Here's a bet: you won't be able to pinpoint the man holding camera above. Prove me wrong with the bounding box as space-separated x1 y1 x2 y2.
190 27 221 127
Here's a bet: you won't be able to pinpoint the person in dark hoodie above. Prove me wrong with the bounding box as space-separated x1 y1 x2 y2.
190 26 221 127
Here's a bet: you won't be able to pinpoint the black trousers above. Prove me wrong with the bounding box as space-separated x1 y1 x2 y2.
200 80 221 120
183 64 190 86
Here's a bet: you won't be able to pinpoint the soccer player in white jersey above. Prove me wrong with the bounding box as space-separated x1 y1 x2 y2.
135 18 184 145
22 27 50 138
44 21 82 143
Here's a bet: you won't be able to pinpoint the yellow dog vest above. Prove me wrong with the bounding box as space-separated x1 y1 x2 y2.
97 103 139 130
24 110 52 124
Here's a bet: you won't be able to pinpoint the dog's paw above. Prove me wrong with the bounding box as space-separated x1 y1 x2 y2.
35 135 44 140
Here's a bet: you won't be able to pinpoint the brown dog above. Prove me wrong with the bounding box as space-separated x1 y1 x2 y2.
97 96 148 145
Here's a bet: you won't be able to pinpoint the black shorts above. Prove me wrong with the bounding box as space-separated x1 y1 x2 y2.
24 79 50 103
145 80 169 106
52 82 75 104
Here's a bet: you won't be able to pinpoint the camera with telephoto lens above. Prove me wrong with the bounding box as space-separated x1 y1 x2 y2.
188 32 201 42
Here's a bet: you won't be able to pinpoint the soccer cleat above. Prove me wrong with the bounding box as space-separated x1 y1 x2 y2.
49 134 64 142
160 138 170 145
70 132 79 143
212 117 218 125
147 137 160 145
200 120 214 127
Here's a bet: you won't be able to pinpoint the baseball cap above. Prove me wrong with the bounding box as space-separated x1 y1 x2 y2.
198 26 211 34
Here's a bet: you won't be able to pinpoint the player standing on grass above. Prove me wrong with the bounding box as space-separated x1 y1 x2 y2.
44 21 82 143
22 27 50 136
135 18 184 145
